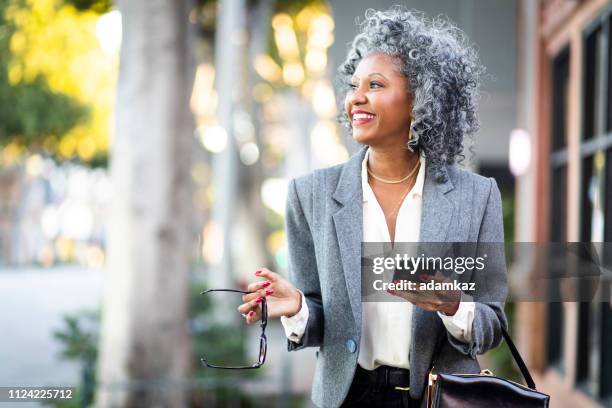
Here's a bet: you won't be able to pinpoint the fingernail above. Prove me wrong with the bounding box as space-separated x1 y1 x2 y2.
248 311 254 317
262 281 271 288
255 297 264 304
255 269 262 275
265 289 274 296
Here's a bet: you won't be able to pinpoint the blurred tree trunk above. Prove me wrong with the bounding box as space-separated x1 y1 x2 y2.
96 0 195 407
208 0 246 289
244 0 276 270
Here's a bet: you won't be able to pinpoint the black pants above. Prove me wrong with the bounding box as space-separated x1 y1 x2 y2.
340 365 421 408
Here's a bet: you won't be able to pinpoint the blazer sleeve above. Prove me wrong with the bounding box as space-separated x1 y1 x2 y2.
285 178 324 351
445 177 509 358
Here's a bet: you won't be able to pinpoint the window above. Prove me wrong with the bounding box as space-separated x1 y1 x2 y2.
547 46 569 370
575 7 612 403
598 10 612 404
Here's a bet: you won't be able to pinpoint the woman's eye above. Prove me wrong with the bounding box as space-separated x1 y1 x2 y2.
370 81 383 89
349 82 382 89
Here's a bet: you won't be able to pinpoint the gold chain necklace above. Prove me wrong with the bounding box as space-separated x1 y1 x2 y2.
380 176 416 244
367 157 420 184
368 160 421 221
386 183 413 221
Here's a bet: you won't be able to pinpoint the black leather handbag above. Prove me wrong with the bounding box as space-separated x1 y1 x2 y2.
426 325 550 407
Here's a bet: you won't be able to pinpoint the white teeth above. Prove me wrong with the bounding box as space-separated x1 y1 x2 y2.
353 113 375 120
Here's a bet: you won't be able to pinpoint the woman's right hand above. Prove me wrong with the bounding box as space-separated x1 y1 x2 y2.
238 268 302 325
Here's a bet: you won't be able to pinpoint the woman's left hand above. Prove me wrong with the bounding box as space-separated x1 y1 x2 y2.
387 272 461 316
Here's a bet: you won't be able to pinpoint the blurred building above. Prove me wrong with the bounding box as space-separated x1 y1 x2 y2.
515 0 612 407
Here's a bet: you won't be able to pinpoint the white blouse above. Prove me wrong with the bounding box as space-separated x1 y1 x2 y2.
281 147 475 370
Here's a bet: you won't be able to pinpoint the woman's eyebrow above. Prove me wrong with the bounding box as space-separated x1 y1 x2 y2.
351 73 389 81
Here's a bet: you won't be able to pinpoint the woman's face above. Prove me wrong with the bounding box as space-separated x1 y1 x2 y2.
344 52 413 147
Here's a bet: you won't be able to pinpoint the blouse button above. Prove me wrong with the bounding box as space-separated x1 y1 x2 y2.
346 339 357 353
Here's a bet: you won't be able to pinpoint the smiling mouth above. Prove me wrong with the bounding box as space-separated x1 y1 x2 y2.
352 112 376 125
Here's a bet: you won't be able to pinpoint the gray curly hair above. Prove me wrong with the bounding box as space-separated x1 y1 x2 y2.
337 7 485 182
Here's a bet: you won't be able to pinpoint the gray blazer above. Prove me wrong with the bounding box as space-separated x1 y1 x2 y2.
284 146 507 408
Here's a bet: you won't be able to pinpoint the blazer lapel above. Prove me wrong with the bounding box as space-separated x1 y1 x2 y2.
419 165 454 243
331 146 367 327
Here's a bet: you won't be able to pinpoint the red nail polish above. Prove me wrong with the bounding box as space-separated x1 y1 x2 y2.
255 297 264 303
255 270 262 275
265 289 274 296
262 281 271 288
248 311 254 317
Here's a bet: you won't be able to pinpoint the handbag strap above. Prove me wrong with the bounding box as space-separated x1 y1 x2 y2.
499 326 537 390
430 319 537 390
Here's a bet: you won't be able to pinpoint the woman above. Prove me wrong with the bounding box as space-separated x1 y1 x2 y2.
238 7 507 408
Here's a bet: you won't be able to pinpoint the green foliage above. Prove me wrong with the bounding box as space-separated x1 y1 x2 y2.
53 310 99 363
62 0 113 14
0 0 89 152
273 0 325 15
501 190 515 244
48 309 99 408
0 72 89 146
265 206 285 234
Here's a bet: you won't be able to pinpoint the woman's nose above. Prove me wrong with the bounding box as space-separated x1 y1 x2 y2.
348 87 367 105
